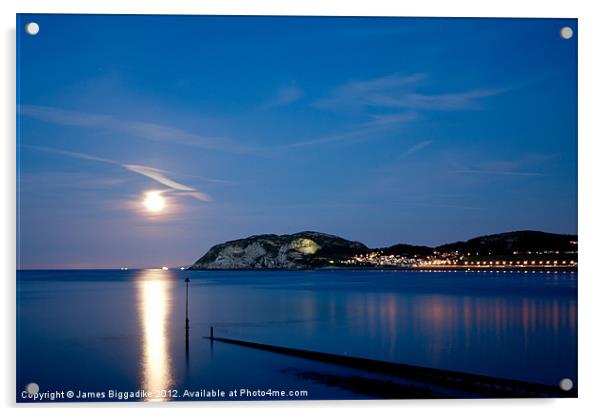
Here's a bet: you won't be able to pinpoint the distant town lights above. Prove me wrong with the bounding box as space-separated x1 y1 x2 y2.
343 249 576 271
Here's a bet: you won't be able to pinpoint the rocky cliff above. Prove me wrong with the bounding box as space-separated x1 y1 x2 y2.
188 231 368 270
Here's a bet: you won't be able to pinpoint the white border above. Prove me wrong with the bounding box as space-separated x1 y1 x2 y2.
3 1 601 416
7 0 585 17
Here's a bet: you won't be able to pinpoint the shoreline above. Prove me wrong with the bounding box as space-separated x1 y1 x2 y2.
187 266 578 272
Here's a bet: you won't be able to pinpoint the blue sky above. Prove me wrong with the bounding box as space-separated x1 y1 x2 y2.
17 15 577 269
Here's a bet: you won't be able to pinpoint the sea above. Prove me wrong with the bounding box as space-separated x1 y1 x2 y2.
16 269 577 401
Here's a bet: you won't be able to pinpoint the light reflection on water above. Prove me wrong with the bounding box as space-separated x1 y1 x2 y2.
16 269 577 398
343 293 577 370
211 271 577 384
137 269 174 401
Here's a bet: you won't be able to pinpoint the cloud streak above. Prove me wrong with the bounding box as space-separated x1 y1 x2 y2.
25 145 212 202
123 164 211 201
19 105 242 152
314 73 426 109
449 154 552 178
454 169 544 177
263 85 304 108
315 73 508 112
400 140 434 158
287 72 506 149
392 201 481 211
285 112 418 148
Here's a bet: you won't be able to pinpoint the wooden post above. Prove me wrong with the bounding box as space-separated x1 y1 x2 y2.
184 278 190 338
210 326 214 340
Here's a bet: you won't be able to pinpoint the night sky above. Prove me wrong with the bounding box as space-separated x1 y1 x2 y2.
17 15 577 269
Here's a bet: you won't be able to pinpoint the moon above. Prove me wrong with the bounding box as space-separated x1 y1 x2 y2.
143 191 166 213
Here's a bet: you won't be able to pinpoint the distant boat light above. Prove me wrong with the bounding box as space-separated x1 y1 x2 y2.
180 267 185 270
161 266 169 271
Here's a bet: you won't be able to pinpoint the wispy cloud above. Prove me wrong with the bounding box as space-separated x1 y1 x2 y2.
26 147 118 165
263 85 304 108
285 112 417 148
19 105 242 152
450 155 551 178
18 171 128 191
366 112 418 127
454 169 544 177
314 73 426 110
392 201 481 211
371 88 507 111
285 128 369 148
122 164 211 201
400 140 434 158
288 72 506 149
25 145 212 202
315 73 508 112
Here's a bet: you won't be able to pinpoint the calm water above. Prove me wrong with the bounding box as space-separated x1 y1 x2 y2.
17 269 577 401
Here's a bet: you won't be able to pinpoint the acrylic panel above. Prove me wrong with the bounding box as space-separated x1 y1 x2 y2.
16 14 578 402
